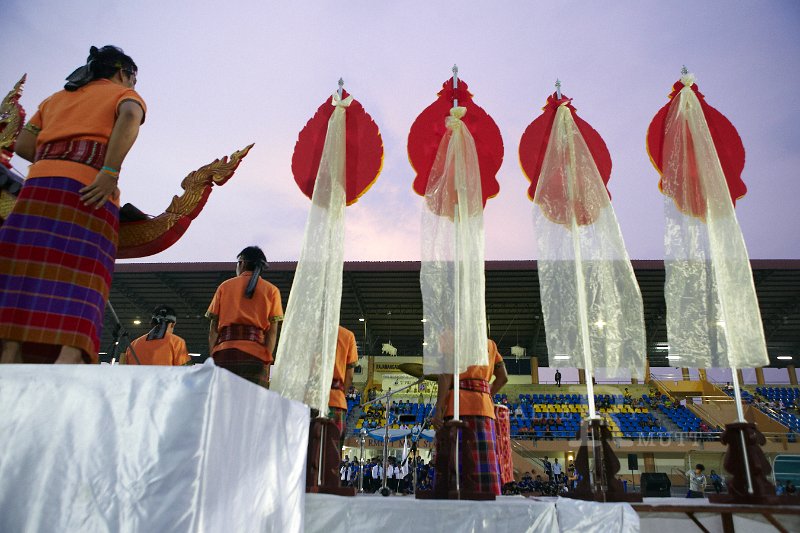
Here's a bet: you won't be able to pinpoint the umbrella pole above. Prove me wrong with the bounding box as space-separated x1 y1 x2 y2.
562 103 606 496
730 366 754 494
451 66 462 497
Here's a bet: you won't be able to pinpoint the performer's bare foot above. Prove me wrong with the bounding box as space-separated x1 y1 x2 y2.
0 340 22 363
54 346 84 364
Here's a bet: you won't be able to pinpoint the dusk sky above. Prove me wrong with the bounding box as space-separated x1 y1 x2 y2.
4 1 799 263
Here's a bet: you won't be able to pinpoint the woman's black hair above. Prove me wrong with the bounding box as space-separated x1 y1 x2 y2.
147 305 177 340
238 246 269 299
64 45 137 91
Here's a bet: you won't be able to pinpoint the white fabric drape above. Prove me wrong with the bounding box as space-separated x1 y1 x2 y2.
532 104 645 379
271 93 350 413
421 106 489 375
0 362 309 533
661 78 768 369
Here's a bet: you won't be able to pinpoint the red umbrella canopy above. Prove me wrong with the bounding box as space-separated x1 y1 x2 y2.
646 80 746 217
518 92 612 226
292 89 383 206
408 78 503 206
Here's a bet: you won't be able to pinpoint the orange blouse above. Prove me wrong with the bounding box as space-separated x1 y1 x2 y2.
445 339 504 419
206 272 283 363
27 78 147 191
329 326 358 410
122 332 190 366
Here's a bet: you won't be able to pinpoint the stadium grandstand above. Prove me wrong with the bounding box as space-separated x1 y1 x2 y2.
105 259 800 493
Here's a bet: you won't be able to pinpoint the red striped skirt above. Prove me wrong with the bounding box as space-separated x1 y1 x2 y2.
212 348 270 388
441 416 501 495
0 176 118 363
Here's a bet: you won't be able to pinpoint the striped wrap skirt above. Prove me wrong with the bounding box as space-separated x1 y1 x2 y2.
0 176 118 363
212 348 271 388
463 415 502 495
436 416 502 495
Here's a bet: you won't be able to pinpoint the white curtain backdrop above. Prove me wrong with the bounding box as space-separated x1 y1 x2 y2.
421 106 488 375
271 93 350 413
661 76 768 369
532 104 645 379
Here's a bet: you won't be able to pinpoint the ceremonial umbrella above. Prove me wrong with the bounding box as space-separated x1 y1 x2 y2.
646 70 767 416
519 83 645 420
408 67 503 422
272 81 383 415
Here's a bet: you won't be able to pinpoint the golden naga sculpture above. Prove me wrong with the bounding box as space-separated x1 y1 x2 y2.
0 75 252 259
116 144 253 258
0 74 26 169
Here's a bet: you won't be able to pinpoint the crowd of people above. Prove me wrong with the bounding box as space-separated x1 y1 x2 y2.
338 455 435 495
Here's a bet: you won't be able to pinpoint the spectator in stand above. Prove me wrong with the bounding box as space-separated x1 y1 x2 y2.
787 480 797 495
685 464 707 498
555 369 562 387
623 388 632 405
371 458 384 492
515 404 524 418
542 456 553 482
552 458 563 483
709 470 723 494
518 471 534 492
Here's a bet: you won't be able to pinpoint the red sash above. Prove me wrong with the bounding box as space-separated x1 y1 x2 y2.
35 140 107 170
451 378 491 394
216 324 266 345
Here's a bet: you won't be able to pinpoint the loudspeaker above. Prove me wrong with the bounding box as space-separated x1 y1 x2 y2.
641 473 671 497
627 454 639 471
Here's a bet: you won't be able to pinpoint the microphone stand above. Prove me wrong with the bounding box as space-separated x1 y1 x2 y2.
106 300 140 365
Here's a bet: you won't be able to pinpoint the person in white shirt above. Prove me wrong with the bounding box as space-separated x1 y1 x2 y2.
387 457 400 493
552 458 563 483
372 460 384 492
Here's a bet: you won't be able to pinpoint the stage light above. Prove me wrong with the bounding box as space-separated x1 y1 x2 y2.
133 319 141 325
422 341 428 346
666 355 681 360
594 319 606 330
778 356 793 360
359 317 365 322
553 355 570 360
511 346 526 357
189 353 202 357
421 318 427 323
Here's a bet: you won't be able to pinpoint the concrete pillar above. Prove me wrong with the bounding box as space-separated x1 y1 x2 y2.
530 357 539 384
755 367 765 385
682 368 690 381
578 368 586 385
367 356 376 389
698 368 707 382
645 357 651 384
643 452 656 473
789 366 798 386
736 369 744 386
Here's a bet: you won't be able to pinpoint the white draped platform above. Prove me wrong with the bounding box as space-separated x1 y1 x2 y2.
0 361 309 533
305 494 639 533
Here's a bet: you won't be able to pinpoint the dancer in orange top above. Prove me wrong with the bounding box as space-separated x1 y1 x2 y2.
122 305 190 366
328 326 359 446
0 45 145 365
206 246 283 387
432 339 509 495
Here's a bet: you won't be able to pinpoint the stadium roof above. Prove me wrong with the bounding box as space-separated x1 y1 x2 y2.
103 260 800 368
